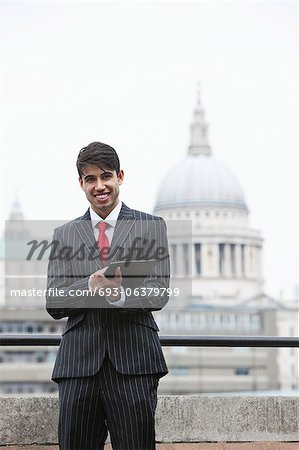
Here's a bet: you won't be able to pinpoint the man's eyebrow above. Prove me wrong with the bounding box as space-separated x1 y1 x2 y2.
82 170 113 179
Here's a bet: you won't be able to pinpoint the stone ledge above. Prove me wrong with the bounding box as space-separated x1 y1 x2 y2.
0 395 298 445
1 444 299 449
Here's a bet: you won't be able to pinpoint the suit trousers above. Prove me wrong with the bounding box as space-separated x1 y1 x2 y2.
58 354 160 450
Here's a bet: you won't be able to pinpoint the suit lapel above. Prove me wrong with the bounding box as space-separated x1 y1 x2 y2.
73 209 103 270
108 203 136 265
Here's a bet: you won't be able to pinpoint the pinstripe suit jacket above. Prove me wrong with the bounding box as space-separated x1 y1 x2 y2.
46 203 170 381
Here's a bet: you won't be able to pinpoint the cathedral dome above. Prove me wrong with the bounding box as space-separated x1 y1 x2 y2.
155 154 247 211
154 89 248 212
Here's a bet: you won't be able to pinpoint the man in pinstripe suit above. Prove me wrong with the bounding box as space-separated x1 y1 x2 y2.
46 142 170 450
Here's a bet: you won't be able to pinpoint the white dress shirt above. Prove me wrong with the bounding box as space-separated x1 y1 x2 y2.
89 200 122 245
89 201 125 306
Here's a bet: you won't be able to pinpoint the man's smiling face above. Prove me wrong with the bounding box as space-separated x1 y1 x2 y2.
79 165 124 218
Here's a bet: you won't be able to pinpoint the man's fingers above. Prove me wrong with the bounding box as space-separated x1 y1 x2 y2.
95 267 108 276
115 266 122 280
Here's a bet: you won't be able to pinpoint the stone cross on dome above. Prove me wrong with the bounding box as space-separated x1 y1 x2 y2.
188 83 212 157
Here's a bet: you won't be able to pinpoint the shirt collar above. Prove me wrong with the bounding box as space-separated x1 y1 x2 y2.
90 201 122 229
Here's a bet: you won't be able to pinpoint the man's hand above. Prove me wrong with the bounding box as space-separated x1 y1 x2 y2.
89 266 122 302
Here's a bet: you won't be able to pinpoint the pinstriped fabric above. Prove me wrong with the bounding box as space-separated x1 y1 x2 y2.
46 203 169 379
58 355 159 450
58 374 108 450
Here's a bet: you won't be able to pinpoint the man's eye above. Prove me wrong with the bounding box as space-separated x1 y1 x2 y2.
85 178 94 183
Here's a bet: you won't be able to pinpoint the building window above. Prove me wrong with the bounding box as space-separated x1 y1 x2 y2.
172 367 189 376
36 352 45 363
235 367 250 375
48 385 58 393
194 243 201 274
171 347 188 355
2 382 58 394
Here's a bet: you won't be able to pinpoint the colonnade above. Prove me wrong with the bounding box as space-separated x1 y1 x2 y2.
169 242 262 279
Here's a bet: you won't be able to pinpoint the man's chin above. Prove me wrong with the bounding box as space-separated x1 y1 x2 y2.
93 199 110 209
95 204 109 211
92 201 112 214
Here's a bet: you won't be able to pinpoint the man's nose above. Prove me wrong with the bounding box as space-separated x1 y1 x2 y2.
95 178 106 191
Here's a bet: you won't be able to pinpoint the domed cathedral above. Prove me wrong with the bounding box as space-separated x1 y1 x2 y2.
153 89 279 394
154 89 263 304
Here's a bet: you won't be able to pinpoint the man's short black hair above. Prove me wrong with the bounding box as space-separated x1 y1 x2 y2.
76 142 120 178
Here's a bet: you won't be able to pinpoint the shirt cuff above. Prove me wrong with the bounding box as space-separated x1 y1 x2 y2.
88 277 125 306
106 285 126 307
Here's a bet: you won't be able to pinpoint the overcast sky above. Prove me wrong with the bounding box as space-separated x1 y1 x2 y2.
0 1 297 299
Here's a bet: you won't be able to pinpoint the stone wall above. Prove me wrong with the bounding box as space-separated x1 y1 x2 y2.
0 395 298 445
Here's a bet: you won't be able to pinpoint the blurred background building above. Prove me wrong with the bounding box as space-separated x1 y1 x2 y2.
0 201 61 394
152 90 298 393
0 91 298 395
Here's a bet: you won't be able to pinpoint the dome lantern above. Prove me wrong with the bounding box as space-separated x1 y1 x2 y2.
188 84 211 157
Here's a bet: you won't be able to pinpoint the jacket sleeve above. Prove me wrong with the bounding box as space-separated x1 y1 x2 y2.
45 227 109 319
45 228 89 319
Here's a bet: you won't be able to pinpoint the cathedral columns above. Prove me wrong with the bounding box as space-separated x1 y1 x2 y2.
224 243 232 277
169 244 177 276
191 243 197 277
235 244 243 278
256 246 262 280
176 244 185 276
244 245 253 278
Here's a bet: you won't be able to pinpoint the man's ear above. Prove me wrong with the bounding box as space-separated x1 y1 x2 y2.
79 177 84 189
118 170 124 185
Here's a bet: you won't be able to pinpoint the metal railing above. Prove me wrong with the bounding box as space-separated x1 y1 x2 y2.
0 335 298 347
